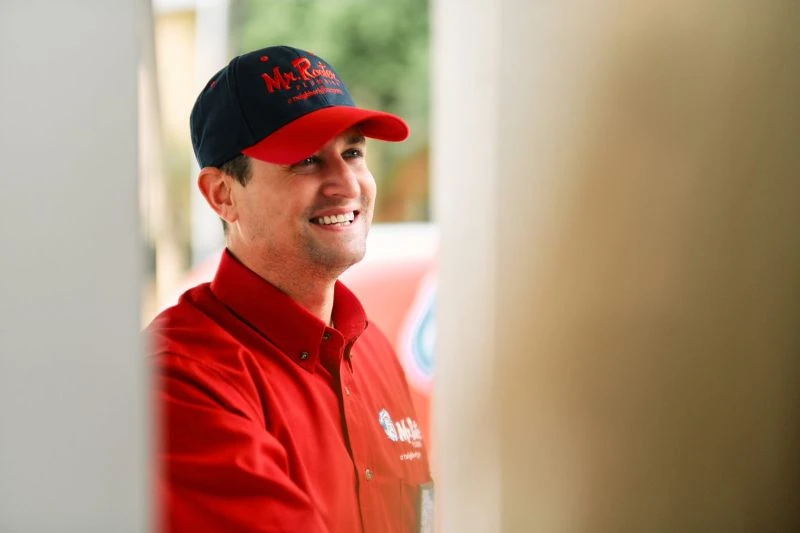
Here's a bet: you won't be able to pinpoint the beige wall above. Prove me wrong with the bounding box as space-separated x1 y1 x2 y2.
155 10 198 145
147 9 198 320
434 2 800 532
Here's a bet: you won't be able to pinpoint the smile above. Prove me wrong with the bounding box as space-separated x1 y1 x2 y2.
312 211 357 226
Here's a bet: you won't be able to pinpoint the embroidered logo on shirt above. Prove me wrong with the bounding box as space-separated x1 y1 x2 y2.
378 409 424 449
400 451 422 461
378 409 399 441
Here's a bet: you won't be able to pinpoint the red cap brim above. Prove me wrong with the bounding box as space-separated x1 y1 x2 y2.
242 106 409 165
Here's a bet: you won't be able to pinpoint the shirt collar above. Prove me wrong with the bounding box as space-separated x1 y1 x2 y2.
209 250 368 371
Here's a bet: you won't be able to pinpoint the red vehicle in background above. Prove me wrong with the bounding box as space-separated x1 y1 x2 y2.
169 223 438 448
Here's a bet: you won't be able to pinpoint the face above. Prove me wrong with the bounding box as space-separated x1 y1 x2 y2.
226 129 376 278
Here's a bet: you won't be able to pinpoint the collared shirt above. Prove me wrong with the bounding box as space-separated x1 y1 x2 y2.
147 250 432 533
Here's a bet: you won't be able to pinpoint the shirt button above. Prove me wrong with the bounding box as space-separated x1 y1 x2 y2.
322 332 332 341
344 386 351 396
365 468 373 481
299 351 310 361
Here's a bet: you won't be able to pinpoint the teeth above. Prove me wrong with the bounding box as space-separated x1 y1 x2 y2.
316 212 355 225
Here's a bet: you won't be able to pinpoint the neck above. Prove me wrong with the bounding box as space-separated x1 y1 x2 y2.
228 246 340 325
275 275 337 325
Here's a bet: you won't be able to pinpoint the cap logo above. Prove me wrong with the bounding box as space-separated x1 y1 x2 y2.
190 45 407 168
260 56 344 104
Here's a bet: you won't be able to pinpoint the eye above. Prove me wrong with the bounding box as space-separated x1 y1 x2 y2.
290 155 321 170
343 148 364 159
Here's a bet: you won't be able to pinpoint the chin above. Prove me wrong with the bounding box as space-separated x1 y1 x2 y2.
307 245 366 273
336 248 367 270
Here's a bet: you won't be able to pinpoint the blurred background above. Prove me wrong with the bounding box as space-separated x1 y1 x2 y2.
3 0 800 531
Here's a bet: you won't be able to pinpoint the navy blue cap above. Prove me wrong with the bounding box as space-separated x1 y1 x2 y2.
190 45 409 168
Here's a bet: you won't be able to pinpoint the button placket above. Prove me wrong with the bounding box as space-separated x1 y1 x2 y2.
340 360 356 398
343 344 355 373
340 369 371 493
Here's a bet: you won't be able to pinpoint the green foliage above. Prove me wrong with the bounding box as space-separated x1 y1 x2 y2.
231 0 430 217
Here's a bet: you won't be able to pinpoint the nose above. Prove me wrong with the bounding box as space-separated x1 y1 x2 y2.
321 157 361 199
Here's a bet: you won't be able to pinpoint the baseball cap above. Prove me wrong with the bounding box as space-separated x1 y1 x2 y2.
190 45 409 168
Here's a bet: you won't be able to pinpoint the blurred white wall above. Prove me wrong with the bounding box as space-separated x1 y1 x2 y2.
434 1 800 532
0 1 147 532
190 0 231 266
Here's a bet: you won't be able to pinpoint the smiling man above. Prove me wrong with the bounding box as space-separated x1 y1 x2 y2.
146 46 433 533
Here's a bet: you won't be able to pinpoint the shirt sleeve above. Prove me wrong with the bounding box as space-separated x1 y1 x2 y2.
153 353 330 533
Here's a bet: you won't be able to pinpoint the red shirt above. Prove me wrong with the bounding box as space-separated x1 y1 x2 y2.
147 251 432 533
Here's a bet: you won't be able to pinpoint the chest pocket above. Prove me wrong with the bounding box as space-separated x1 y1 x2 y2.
362 475 426 533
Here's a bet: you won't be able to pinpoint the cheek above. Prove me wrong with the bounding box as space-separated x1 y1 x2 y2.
237 193 262 225
362 176 377 225
235 190 280 235
363 173 378 203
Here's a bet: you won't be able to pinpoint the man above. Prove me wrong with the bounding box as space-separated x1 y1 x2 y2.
146 45 433 533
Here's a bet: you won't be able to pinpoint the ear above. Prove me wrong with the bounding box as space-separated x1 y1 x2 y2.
197 167 238 225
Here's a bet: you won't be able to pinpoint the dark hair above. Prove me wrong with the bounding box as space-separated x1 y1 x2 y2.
217 154 252 233
219 154 252 186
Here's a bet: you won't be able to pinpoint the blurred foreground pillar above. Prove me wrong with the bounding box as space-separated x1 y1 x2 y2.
0 1 146 532
433 2 799 532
